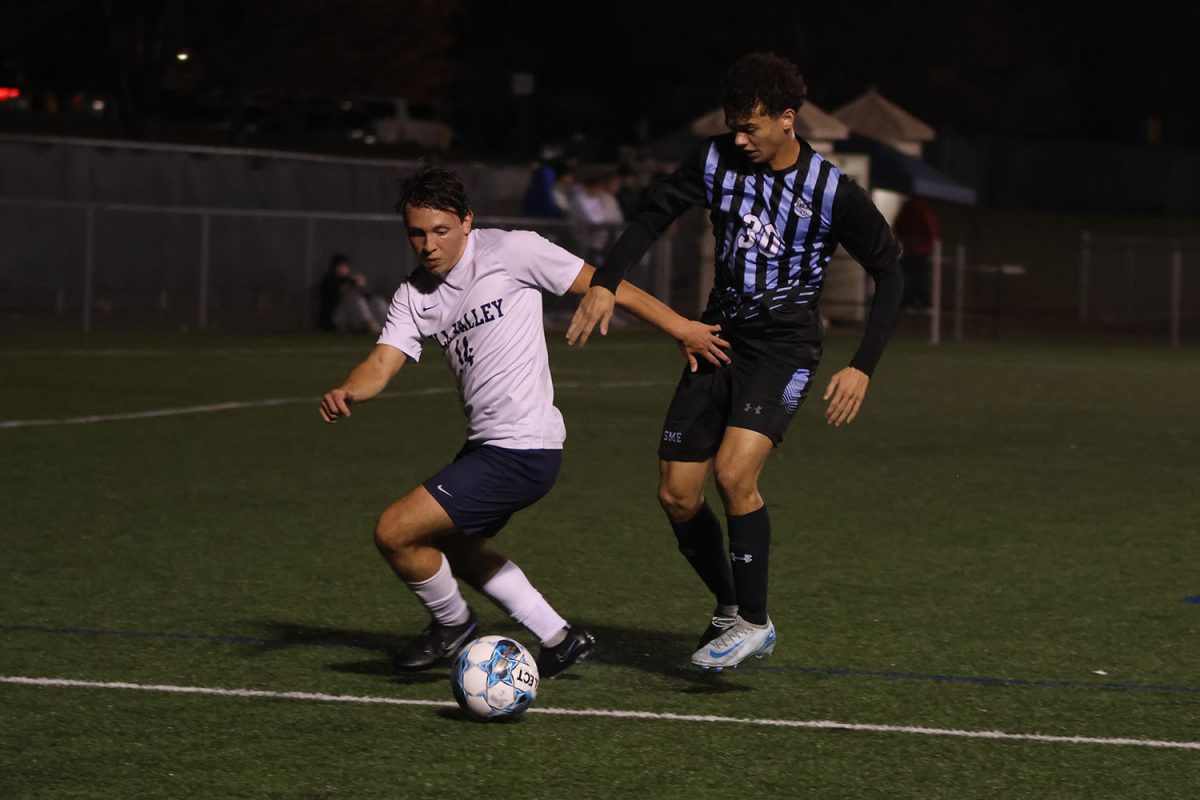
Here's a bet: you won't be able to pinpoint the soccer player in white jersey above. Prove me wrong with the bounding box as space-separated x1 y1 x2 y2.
319 165 729 677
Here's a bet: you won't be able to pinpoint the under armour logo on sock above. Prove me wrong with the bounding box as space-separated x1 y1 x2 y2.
730 553 754 564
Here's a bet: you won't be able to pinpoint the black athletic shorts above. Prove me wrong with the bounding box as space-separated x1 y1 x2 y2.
657 306 822 462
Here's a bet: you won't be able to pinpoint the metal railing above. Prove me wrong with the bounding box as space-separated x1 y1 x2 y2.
0 197 662 333
1079 232 1197 348
930 240 1028 344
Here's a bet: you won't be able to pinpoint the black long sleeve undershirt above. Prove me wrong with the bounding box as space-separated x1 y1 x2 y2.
833 178 903 376
591 141 904 376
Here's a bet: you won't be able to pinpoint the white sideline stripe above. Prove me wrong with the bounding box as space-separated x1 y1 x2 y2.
0 339 666 359
0 346 366 358
0 380 666 429
0 389 454 428
2 675 1196 751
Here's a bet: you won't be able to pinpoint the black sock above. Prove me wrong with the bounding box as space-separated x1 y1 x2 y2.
670 503 736 607
728 506 771 625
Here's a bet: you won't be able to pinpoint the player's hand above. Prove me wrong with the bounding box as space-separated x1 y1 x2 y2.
319 388 355 423
676 321 731 372
566 286 616 346
823 367 869 427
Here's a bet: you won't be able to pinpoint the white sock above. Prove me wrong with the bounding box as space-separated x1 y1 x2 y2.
479 561 568 646
406 554 470 626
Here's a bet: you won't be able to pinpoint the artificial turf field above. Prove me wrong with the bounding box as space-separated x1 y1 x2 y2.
1 328 1198 799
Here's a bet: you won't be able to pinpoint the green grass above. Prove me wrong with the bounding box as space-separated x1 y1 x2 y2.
2 329 1199 799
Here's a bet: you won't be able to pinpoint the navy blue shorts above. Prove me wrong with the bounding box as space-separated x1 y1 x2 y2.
423 444 562 537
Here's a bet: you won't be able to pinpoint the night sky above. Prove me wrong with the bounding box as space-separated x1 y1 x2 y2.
3 0 1198 155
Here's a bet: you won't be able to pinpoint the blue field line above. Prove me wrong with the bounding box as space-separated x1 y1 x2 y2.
746 664 1200 695
4 622 1198 696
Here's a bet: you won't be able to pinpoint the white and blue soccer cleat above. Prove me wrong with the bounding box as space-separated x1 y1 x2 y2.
690 615 776 671
696 609 739 649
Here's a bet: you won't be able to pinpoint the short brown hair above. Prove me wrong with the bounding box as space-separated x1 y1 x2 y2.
396 163 471 221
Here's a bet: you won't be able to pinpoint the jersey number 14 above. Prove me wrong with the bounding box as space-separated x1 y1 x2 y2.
453 336 475 367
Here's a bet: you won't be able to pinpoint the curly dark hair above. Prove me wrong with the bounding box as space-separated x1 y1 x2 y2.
395 163 472 221
720 52 808 121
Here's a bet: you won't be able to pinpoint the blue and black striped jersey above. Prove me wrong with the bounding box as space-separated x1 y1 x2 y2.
702 134 845 317
592 134 903 375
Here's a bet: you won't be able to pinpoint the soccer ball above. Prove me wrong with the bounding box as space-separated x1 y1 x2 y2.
451 635 540 721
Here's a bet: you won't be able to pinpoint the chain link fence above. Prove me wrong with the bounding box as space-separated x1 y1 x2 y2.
10 197 1190 347
0 197 674 333
1079 233 1199 347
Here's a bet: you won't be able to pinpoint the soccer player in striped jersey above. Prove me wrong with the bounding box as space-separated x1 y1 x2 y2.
568 52 904 671
320 165 727 678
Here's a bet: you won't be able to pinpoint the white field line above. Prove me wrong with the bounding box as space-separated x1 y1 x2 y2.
0 339 664 358
0 380 667 429
2 675 1197 751
0 346 368 358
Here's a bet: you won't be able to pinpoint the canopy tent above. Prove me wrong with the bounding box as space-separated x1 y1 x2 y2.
832 89 935 157
642 102 849 162
835 132 977 205
685 103 850 142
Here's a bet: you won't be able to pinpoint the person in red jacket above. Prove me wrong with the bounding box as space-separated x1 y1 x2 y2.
893 196 940 310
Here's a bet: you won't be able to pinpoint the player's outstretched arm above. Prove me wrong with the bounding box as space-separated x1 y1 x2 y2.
567 264 729 371
319 344 406 424
568 150 707 347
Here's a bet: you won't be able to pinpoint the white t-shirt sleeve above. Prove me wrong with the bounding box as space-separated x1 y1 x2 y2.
502 230 586 297
376 285 423 362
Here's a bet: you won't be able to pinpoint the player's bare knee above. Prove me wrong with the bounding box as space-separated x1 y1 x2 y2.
373 506 414 555
658 483 702 521
372 520 397 556
713 464 758 507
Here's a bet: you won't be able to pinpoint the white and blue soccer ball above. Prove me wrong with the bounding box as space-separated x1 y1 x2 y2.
451 635 540 721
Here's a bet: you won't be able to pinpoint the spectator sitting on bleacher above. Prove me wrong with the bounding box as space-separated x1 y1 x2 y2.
521 162 562 218
568 168 625 263
549 161 576 218
318 253 387 334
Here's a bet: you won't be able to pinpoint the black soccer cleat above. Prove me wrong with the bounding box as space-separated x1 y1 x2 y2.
536 626 596 679
696 612 738 650
391 609 479 672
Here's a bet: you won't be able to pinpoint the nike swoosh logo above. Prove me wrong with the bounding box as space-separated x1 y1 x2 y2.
708 639 746 659
436 484 453 497
423 304 438 312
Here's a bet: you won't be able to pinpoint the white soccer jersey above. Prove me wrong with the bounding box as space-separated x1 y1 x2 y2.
377 228 583 449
